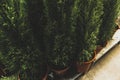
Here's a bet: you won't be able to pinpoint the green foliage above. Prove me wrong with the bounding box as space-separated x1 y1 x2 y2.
98 0 119 45
0 0 45 79
0 74 18 80
0 0 28 74
74 0 103 62
78 49 93 63
0 75 17 80
44 0 75 67
0 0 120 79
27 0 46 52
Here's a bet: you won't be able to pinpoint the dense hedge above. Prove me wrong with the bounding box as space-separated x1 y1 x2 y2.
0 0 120 79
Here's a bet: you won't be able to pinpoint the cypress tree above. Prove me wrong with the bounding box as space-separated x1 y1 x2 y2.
0 0 46 79
75 0 103 62
98 0 119 46
44 0 75 68
0 0 28 75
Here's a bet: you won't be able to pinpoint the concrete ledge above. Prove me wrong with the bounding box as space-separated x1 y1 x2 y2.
95 29 120 62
